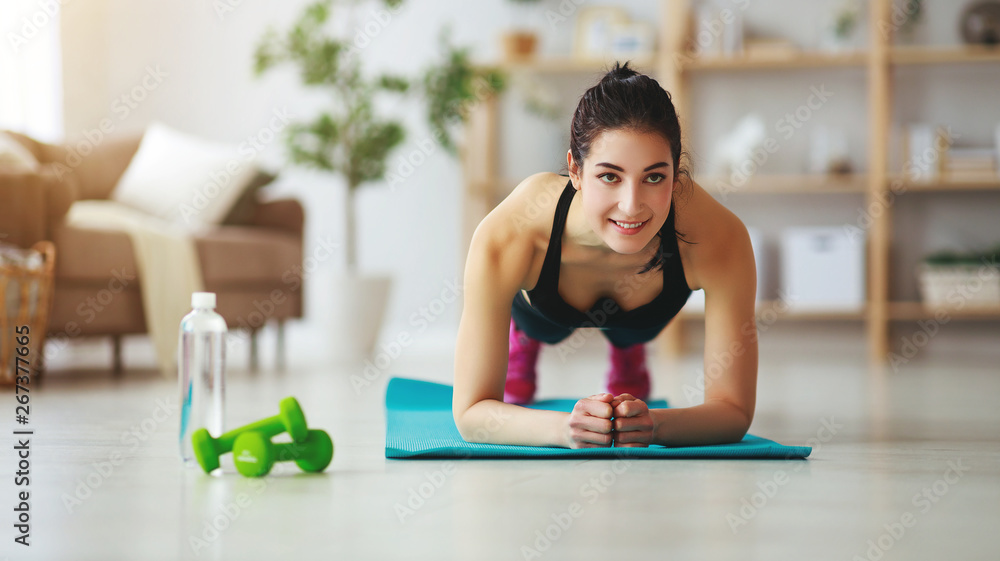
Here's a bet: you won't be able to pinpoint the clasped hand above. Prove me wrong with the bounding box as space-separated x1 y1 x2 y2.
564 393 654 448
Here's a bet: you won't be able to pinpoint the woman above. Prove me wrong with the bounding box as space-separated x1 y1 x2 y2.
453 62 758 449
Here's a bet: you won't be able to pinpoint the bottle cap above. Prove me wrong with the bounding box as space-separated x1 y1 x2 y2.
191 292 216 309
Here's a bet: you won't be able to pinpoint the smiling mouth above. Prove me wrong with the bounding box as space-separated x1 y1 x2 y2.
610 219 647 229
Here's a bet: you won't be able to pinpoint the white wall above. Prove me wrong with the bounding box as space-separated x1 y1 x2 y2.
1 0 64 141
55 0 1000 366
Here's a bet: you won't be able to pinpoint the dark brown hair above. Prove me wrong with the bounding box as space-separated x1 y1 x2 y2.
568 61 692 274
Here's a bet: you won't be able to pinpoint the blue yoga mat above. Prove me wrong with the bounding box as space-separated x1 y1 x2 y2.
385 378 811 460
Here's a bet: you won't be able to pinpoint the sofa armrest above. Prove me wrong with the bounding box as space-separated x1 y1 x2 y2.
251 198 304 238
0 166 79 248
0 172 46 248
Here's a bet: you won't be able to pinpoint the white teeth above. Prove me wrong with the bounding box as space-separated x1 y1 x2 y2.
614 220 644 229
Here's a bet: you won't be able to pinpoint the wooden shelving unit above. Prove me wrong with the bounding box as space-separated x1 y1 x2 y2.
460 0 1000 363
699 173 869 195
889 302 1000 321
681 50 868 71
888 174 1000 192
890 44 1000 65
498 56 657 74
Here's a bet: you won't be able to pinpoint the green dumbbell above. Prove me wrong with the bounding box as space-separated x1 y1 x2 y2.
191 396 308 474
232 429 333 477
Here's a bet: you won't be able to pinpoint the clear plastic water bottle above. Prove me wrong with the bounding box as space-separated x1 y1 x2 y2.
178 292 227 465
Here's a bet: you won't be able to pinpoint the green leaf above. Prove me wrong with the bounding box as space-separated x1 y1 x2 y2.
378 75 410 93
252 0 411 189
420 28 507 155
348 120 406 188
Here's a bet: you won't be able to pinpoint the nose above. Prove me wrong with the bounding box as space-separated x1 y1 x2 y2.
618 182 642 218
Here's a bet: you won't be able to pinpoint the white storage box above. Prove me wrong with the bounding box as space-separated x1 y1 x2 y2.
781 227 865 312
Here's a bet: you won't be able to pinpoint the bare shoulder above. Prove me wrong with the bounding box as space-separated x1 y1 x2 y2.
468 172 567 290
490 171 568 236
673 177 754 291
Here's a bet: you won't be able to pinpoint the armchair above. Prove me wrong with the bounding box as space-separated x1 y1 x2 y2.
0 130 304 375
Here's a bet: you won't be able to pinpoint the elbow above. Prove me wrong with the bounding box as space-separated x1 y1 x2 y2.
453 398 509 444
713 399 753 443
732 407 753 442
453 404 483 443
720 419 751 445
731 419 751 443
453 407 472 442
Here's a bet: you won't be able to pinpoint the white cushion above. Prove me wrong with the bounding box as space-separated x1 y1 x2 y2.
110 122 258 229
0 132 39 172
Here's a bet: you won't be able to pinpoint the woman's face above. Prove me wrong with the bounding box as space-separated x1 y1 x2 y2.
569 128 676 256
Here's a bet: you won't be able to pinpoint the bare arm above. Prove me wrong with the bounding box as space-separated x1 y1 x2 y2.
649 213 758 446
452 186 573 447
453 177 618 448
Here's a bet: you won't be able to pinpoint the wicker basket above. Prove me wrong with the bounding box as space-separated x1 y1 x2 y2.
917 263 1000 308
1 241 56 386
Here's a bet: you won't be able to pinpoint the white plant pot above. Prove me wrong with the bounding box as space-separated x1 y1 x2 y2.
328 273 392 360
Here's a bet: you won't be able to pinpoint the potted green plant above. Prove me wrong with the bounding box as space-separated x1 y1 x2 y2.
822 0 861 52
502 0 544 61
421 28 507 157
255 1 508 359
919 247 1000 309
983 244 1000 267
254 0 409 359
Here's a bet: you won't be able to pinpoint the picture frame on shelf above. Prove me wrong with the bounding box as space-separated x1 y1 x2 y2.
609 21 656 61
573 6 630 62
692 2 744 57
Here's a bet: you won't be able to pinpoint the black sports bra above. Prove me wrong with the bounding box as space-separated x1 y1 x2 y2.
521 178 692 330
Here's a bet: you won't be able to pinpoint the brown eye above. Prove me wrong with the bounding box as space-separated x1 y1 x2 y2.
598 173 618 184
646 174 665 184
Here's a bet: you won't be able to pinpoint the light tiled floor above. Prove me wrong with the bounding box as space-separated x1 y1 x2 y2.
4 334 999 561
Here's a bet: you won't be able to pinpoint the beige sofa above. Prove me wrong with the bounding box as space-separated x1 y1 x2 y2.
0 130 304 375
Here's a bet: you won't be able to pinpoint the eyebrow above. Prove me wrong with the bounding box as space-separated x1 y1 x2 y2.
595 162 670 172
